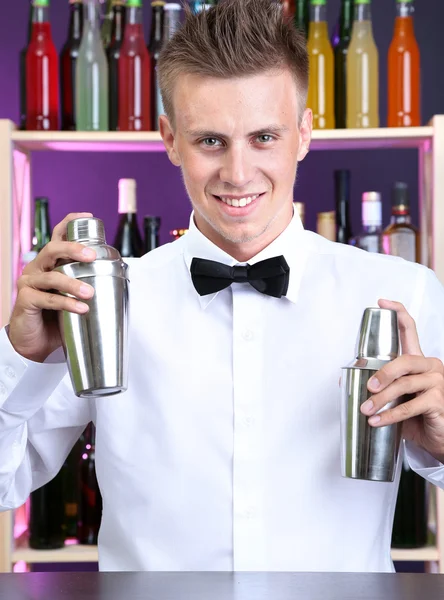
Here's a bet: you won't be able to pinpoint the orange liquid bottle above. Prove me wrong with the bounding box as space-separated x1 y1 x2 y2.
387 0 420 127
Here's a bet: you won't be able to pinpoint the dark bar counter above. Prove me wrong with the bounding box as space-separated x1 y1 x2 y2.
1 571 444 600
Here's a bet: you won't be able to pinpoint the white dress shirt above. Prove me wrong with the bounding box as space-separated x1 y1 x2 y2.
1 212 444 573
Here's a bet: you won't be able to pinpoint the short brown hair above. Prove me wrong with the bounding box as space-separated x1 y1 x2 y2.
157 0 309 128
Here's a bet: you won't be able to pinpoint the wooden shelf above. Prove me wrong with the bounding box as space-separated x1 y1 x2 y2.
12 541 98 564
10 126 434 153
391 546 440 562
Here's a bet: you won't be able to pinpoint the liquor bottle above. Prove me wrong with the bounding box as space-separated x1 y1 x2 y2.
293 201 305 226
334 169 352 243
25 0 59 131
149 1 166 131
119 0 151 132
19 1 34 130
22 197 51 269
101 0 114 51
307 0 335 130
190 0 217 13
114 179 144 258
78 423 102 545
60 0 84 131
144 216 161 252
382 182 419 262
391 454 428 549
317 211 336 241
294 0 309 38
349 191 383 253
282 0 295 20
108 0 126 131
61 438 82 539
29 471 65 549
334 0 354 128
346 0 379 128
387 0 420 127
164 3 182 40
76 0 109 131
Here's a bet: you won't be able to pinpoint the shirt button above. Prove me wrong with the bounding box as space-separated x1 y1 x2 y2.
0 382 6 396
242 329 254 342
5 367 15 380
243 416 255 427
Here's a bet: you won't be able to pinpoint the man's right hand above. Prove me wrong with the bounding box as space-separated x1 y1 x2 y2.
8 213 97 363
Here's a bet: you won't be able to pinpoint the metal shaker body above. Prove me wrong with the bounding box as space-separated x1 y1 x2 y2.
55 218 129 398
341 308 403 482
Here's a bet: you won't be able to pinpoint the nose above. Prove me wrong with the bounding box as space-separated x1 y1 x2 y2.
219 143 256 188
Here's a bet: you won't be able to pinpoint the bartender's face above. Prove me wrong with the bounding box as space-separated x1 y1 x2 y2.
160 68 312 260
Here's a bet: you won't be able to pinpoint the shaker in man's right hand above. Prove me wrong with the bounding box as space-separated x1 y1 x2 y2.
8 213 97 364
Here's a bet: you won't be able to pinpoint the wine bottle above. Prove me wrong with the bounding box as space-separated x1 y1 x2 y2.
149 1 165 131
60 0 84 131
114 179 144 258
317 211 336 241
391 454 428 548
61 438 82 539
108 0 126 131
334 169 352 244
78 423 102 545
382 182 419 262
20 1 34 130
294 0 309 38
101 0 114 51
334 0 354 128
29 472 65 549
349 191 383 253
76 0 109 131
25 0 59 131
144 216 161 252
118 0 151 131
22 197 51 274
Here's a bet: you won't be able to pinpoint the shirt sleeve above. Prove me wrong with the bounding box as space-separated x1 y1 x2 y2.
403 267 444 488
0 327 92 511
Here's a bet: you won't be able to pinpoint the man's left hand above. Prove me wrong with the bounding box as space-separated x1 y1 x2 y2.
360 299 444 464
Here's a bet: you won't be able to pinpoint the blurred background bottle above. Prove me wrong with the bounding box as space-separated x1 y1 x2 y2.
19 1 34 130
349 191 383 252
149 1 166 131
334 0 354 128
108 0 126 130
25 0 59 131
334 169 352 243
76 0 109 131
293 201 305 226
307 0 335 129
114 179 144 258
60 0 84 131
387 0 420 127
77 423 102 545
293 0 309 37
383 182 419 262
317 210 336 241
346 0 379 128
144 216 161 252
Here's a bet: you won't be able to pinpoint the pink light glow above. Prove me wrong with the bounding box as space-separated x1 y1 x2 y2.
13 561 29 573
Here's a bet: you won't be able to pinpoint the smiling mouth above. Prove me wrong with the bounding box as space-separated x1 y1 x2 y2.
213 192 265 207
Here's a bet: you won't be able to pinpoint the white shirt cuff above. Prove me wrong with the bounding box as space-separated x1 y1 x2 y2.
404 439 444 490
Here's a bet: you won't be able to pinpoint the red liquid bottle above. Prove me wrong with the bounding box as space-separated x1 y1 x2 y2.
118 0 151 131
25 0 59 131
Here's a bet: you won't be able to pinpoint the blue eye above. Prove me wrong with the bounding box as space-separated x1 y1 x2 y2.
257 134 274 143
202 138 221 147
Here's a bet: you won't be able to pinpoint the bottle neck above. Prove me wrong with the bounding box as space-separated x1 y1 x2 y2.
354 3 372 23
127 6 143 26
362 223 381 233
150 7 164 44
68 2 83 40
84 2 101 28
391 207 411 224
111 5 125 42
397 1 414 18
394 3 415 35
33 204 51 251
310 5 327 22
26 4 34 43
164 10 181 40
32 6 50 24
339 0 354 39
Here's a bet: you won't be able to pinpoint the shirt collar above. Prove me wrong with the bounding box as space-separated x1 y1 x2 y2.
182 210 310 309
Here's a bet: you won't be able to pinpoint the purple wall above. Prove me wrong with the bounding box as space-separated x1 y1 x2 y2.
2 0 444 243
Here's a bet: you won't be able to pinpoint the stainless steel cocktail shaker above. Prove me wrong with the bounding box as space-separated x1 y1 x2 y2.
340 308 403 482
55 218 129 397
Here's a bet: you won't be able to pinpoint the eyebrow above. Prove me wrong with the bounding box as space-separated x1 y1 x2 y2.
185 125 289 138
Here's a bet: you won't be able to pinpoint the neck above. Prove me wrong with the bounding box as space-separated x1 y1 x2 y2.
127 6 143 26
354 4 372 21
193 203 294 263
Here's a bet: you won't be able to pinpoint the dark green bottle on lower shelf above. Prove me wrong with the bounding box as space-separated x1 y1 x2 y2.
391 458 428 549
29 471 65 550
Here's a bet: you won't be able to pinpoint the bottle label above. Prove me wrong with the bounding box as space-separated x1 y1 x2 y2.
386 231 416 262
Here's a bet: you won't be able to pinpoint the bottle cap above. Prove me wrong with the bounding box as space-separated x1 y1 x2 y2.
354 0 371 4
33 0 50 6
310 0 326 5
118 179 137 214
127 0 143 6
164 2 182 8
362 191 382 226
391 181 409 207
67 218 106 245
144 216 161 229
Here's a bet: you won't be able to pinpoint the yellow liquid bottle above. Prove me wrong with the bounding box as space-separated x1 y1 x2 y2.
346 0 379 128
307 0 335 130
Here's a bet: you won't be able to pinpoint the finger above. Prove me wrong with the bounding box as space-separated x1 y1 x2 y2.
366 389 444 428
19 271 95 301
361 371 441 416
367 354 436 394
17 285 90 316
51 213 94 242
377 299 423 356
27 240 96 273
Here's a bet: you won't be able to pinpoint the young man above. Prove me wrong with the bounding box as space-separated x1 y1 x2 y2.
2 0 444 573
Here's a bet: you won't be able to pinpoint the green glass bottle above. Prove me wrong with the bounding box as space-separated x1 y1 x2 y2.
334 0 354 128
32 197 51 252
76 0 109 130
294 0 309 38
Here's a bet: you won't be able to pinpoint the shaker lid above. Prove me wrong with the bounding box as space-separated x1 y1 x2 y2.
67 218 106 245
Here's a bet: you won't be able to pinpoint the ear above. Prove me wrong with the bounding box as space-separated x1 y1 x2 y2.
297 108 312 162
159 114 181 167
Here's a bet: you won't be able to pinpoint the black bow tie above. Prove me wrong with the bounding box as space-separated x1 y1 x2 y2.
190 255 290 298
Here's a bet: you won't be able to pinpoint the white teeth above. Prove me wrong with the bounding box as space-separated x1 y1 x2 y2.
218 193 260 207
